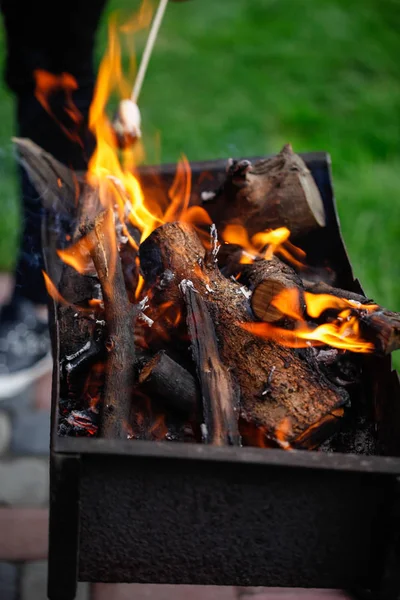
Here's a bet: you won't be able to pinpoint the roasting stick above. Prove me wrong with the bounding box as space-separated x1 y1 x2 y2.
113 0 169 148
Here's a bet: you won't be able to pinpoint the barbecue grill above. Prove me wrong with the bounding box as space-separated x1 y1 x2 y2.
45 153 400 600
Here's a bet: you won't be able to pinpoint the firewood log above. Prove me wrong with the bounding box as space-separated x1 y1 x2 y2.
180 280 240 445
13 137 83 217
237 262 400 356
139 222 348 449
237 257 305 322
205 144 326 239
138 350 199 416
305 283 400 356
82 208 137 438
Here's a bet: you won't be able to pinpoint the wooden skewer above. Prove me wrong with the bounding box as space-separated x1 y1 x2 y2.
131 0 169 103
113 0 169 147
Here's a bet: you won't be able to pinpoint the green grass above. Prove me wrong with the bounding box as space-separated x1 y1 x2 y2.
0 0 399 365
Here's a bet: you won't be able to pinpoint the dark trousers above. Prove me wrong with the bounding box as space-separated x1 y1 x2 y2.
1 0 107 305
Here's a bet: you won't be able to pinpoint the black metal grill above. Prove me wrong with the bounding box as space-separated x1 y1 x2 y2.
46 153 400 600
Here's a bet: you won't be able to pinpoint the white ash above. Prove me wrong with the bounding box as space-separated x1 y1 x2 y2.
200 423 208 441
261 366 276 395
96 320 106 327
138 296 150 312
158 269 175 289
179 279 197 294
137 296 153 327
94 283 103 300
210 223 220 260
236 286 252 299
201 190 216 202
206 284 214 294
138 312 154 327
65 341 91 362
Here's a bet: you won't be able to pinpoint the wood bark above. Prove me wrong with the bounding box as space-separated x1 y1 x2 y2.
180 280 240 445
138 350 199 415
84 208 137 438
139 222 348 448
205 144 326 239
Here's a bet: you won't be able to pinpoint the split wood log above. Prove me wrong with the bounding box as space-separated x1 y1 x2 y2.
180 280 240 445
83 207 137 438
205 144 326 239
139 222 348 449
138 350 199 415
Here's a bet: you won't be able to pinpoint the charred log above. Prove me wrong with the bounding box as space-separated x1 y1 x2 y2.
138 350 199 416
139 222 347 448
83 208 137 438
180 280 240 446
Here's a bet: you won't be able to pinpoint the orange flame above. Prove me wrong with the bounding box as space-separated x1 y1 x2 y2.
222 224 306 269
42 271 70 306
274 417 293 450
57 239 92 275
52 7 210 295
34 70 83 145
241 288 378 353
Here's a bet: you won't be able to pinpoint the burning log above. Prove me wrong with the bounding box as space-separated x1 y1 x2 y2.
138 350 199 416
180 279 240 445
243 267 400 356
82 208 137 438
237 257 304 322
206 144 326 239
139 222 348 448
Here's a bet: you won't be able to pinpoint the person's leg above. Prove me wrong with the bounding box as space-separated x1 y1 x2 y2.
0 0 107 396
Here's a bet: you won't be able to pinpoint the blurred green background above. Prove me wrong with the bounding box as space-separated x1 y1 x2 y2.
0 0 399 364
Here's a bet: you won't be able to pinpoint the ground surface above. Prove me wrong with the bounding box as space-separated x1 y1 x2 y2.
0 1 398 328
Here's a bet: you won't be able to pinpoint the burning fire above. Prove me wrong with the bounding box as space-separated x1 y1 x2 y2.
39 7 211 299
34 70 83 145
241 288 378 353
222 224 306 269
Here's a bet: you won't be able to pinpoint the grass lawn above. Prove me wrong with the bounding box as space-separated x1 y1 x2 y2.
0 0 399 365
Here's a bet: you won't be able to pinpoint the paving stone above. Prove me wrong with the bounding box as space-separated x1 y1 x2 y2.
0 561 18 600
0 508 48 560
21 561 89 600
0 411 12 454
91 584 238 600
0 458 48 506
11 409 50 455
237 589 352 599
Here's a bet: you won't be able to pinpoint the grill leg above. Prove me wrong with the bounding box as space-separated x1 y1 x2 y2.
48 453 81 600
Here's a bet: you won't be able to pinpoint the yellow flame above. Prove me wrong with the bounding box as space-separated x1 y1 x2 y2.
221 224 306 269
241 288 378 353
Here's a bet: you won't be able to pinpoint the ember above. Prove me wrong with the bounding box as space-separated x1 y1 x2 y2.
13 6 400 452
